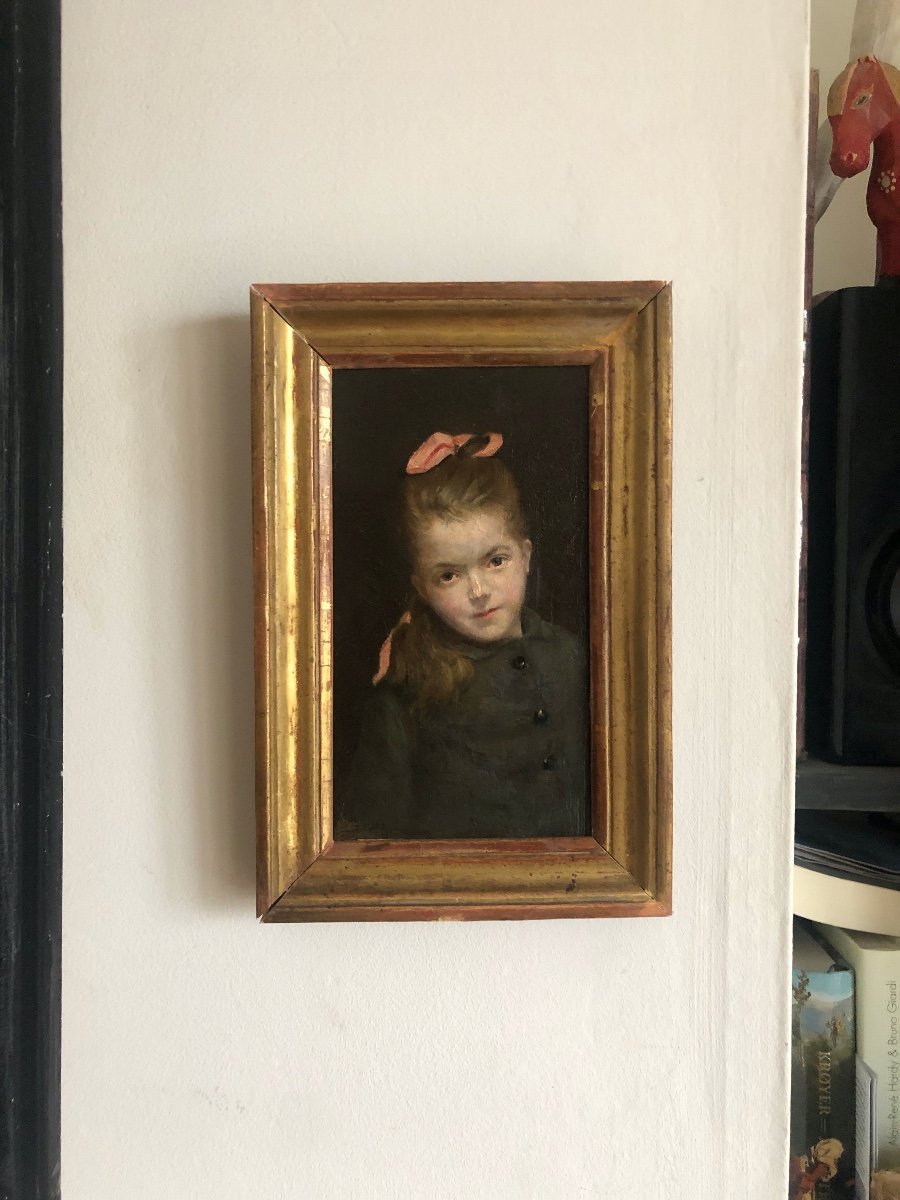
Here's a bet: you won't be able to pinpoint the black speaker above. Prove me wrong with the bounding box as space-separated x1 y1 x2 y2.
806 287 900 763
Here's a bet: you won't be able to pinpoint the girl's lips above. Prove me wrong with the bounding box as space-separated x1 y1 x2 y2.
472 607 500 620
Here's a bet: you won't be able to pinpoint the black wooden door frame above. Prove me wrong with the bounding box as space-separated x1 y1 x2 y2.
1 0 64 1197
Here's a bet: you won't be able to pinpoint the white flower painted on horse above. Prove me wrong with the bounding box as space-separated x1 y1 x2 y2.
879 170 897 194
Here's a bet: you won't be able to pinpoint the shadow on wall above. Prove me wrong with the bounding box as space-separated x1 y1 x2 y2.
137 314 255 911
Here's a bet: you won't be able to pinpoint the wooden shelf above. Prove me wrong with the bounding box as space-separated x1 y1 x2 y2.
794 865 900 935
793 760 900 931
796 755 900 811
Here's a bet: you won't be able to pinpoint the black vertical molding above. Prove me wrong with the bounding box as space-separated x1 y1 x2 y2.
0 1 63 1198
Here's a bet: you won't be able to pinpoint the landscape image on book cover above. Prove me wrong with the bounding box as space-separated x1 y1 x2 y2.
791 923 856 1198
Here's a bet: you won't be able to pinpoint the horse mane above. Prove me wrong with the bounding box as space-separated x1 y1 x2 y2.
827 61 855 117
881 60 900 108
827 56 900 116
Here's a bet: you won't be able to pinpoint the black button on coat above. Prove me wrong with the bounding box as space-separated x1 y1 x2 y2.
345 609 589 838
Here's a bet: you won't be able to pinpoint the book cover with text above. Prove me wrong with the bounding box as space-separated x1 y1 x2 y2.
816 925 900 1172
790 920 856 1199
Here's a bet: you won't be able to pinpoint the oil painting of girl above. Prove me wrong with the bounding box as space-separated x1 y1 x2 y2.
332 367 592 841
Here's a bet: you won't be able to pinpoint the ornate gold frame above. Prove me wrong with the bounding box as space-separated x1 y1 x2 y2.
251 282 672 922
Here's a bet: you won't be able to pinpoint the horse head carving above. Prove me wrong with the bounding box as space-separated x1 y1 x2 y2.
828 55 900 176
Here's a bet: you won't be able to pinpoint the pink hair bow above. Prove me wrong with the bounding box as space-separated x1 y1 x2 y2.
405 431 503 475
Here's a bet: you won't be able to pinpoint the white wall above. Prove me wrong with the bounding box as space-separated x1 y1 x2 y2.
62 3 808 1197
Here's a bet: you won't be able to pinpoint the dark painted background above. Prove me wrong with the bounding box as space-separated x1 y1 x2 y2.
331 365 590 833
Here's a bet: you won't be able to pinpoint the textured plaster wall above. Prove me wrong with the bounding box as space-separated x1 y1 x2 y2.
62 2 808 1197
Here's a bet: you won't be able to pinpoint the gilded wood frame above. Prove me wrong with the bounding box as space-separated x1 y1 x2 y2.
251 282 672 922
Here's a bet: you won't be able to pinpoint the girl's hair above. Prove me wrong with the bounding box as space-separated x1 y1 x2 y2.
385 436 527 707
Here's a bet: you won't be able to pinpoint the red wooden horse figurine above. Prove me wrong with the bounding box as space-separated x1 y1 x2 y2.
828 54 900 279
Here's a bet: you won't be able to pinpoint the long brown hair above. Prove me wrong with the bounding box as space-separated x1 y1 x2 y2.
385 436 527 707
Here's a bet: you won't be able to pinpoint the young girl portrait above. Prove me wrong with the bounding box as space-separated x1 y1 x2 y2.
331 366 592 841
334 378 592 838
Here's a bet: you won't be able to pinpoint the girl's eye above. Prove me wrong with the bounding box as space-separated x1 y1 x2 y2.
488 555 508 568
438 571 457 584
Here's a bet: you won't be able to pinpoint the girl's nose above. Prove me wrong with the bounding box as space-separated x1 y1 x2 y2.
468 572 487 599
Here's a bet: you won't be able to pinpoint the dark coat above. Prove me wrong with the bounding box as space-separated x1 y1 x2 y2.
344 609 589 839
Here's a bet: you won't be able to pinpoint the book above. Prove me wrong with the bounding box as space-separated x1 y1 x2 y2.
815 925 900 1172
859 1055 877 1200
790 919 857 1198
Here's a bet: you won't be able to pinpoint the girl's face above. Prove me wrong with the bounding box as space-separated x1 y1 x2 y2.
413 509 532 645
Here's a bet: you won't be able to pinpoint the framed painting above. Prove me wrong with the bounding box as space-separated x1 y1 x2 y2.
251 281 672 922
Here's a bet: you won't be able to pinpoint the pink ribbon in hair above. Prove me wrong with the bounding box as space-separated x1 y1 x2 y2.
372 610 412 685
405 431 503 475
